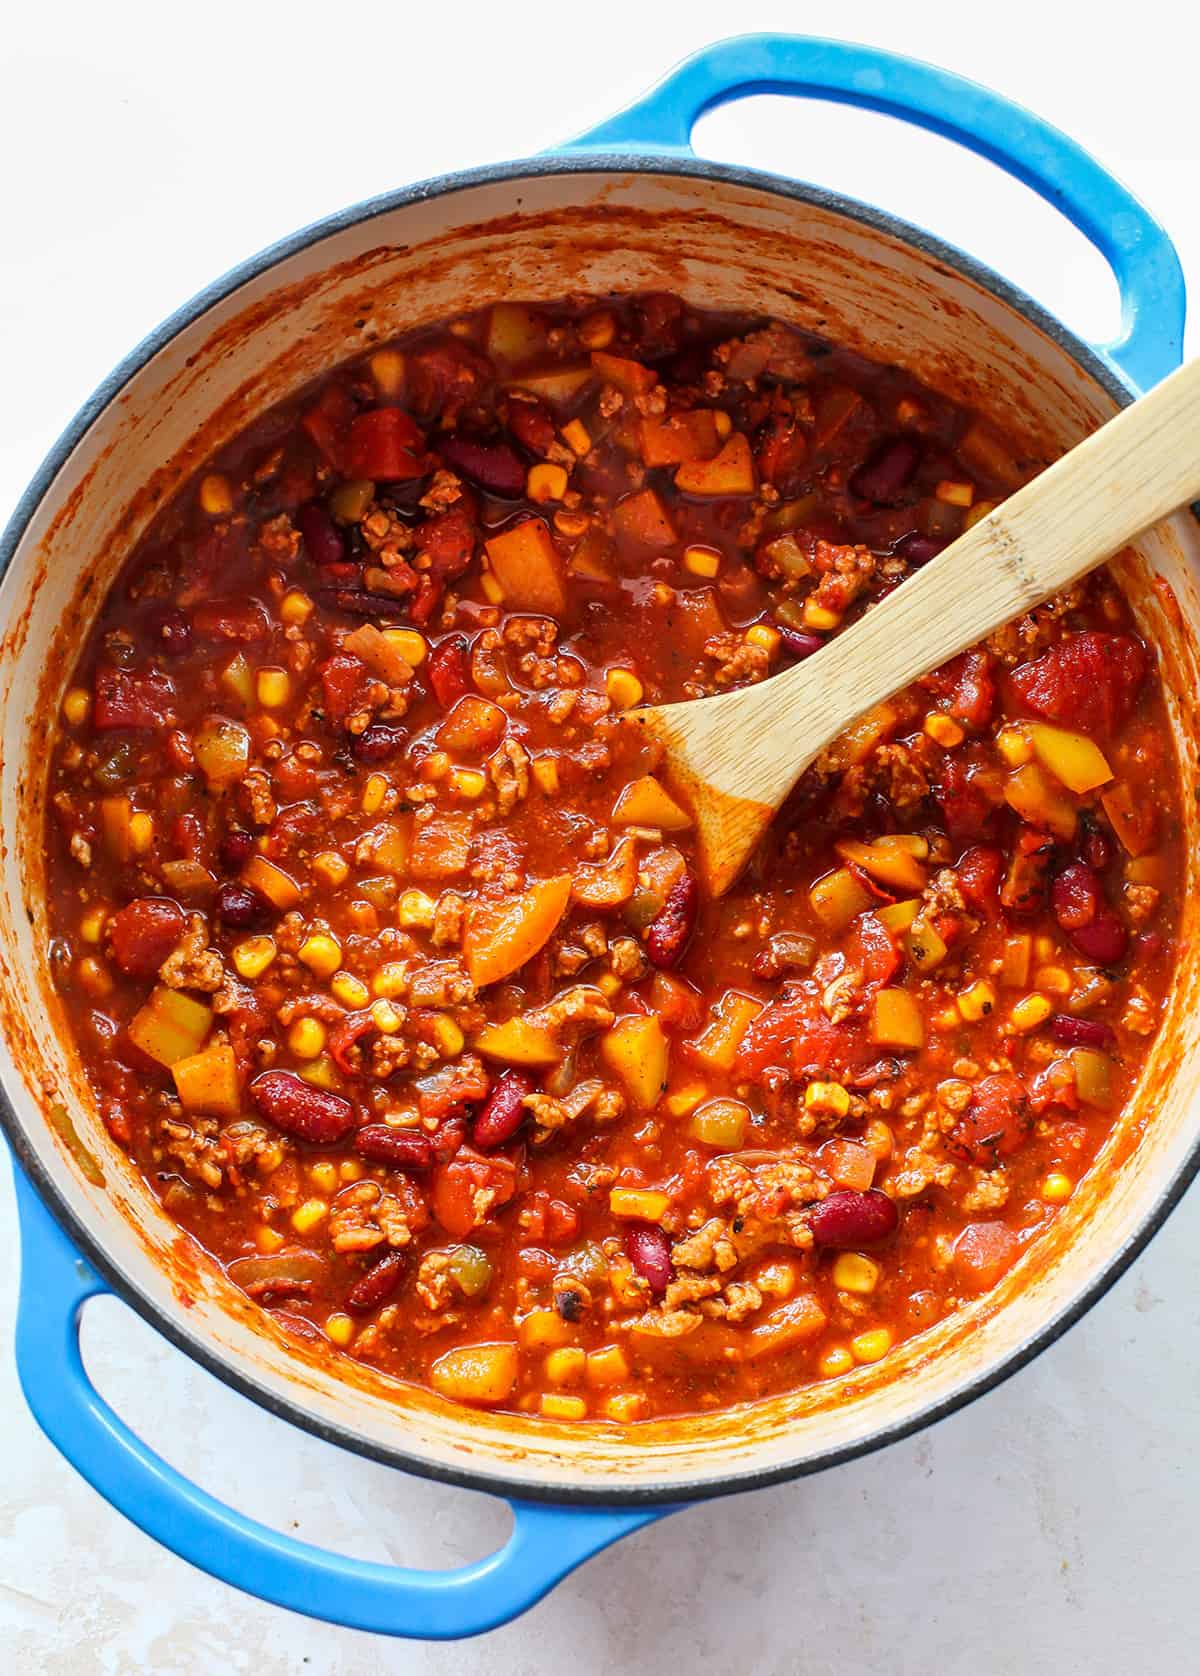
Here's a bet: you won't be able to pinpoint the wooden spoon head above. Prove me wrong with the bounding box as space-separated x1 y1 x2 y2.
626 704 781 897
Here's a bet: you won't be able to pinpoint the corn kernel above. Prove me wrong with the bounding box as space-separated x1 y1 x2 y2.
369 348 406 397
851 1327 893 1364
371 998 402 1034
995 724 1034 767
340 1159 364 1182
372 961 409 999
330 972 369 1010
585 1345 630 1386
596 972 623 999
288 1017 327 1060
579 310 616 349
561 419 591 456
605 669 643 711
896 397 925 427
233 935 277 979
199 473 234 517
964 497 998 530
1043 1172 1074 1203
361 773 389 816
77 956 112 997
257 1144 285 1175
924 712 965 748
819 1346 854 1378
397 889 436 929
531 757 559 795
480 570 505 605
1009 993 1053 1033
421 751 451 783
291 1198 328 1235
934 1005 962 1031
833 1252 880 1295
254 1224 285 1256
298 1055 339 1090
609 1188 670 1221
957 980 996 1022
1033 934 1057 962
299 934 342 979
805 1081 850 1118
527 463 569 504
935 479 975 506
602 1392 645 1422
280 589 314 626
1035 965 1072 996
544 1347 587 1385
79 905 108 944
326 1313 356 1347
540 1393 587 1420
713 410 733 439
61 687 91 727
256 668 290 708
449 767 486 799
755 1259 796 1299
554 509 591 538
802 600 841 633
431 1013 465 1057
519 1308 572 1350
309 1161 338 1193
665 1083 707 1118
683 545 721 579
128 812 154 856
382 627 427 667
745 623 781 655
312 850 350 887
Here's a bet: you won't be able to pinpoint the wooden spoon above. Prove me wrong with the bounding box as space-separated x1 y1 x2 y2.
630 358 1200 896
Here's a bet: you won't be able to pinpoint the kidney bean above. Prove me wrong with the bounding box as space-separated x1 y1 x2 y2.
345 1249 406 1315
250 1071 355 1143
895 532 947 564
354 1125 435 1170
849 436 920 503
108 897 185 977
353 724 406 763
428 634 472 708
625 1224 673 1296
218 829 255 871
1052 862 1101 932
1051 1015 1114 1049
1068 909 1129 965
144 605 193 658
214 881 264 928
472 1070 534 1150
808 1188 899 1249
645 872 698 970
1079 824 1113 872
776 627 824 660
438 435 526 497
297 499 346 566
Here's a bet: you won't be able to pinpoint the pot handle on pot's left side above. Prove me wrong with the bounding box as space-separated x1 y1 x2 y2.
562 33 1185 392
11 1167 666 1639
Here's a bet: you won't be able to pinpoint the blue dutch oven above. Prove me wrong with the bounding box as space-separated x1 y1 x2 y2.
3 32 1196 1642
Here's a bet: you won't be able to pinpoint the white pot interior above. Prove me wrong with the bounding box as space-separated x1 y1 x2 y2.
4 165 1198 1498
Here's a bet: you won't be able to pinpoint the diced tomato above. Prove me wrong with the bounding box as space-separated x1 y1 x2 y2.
413 499 477 582
344 408 426 482
407 339 493 422
956 845 1003 915
1008 631 1147 736
93 664 176 730
755 414 809 493
418 1056 491 1123
428 635 472 709
318 652 372 724
300 383 356 471
950 1073 1032 1164
504 397 557 456
329 1010 375 1077
738 985 812 1078
847 914 901 988
934 755 996 839
433 1149 517 1237
108 898 185 977
649 971 706 1032
192 599 271 643
944 650 995 730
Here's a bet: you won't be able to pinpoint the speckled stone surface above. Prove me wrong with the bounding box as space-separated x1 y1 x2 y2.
4 4 1200 1668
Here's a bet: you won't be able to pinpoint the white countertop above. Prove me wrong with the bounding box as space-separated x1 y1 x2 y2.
3 3 1200 1669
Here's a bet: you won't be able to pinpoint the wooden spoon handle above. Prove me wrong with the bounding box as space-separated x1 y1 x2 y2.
790 357 1200 750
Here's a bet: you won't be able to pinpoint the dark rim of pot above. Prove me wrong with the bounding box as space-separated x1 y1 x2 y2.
3 153 1197 1512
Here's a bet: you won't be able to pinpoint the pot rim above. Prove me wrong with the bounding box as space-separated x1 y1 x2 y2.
4 152 1195 1509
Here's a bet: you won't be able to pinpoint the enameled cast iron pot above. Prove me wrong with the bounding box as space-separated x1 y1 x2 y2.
3 34 1197 1640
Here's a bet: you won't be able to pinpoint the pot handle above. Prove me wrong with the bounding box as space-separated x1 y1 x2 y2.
11 1166 667 1639
563 34 1185 392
